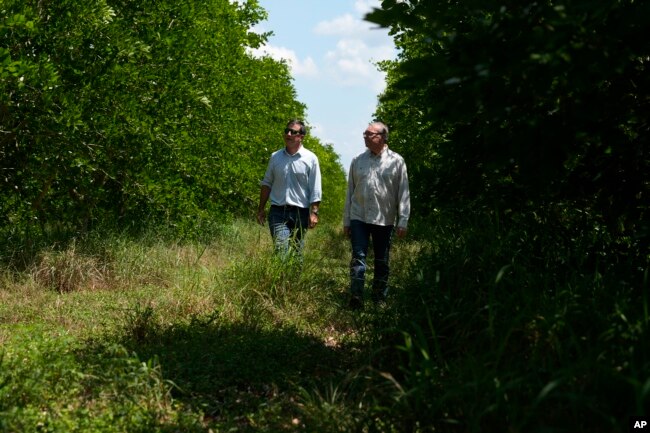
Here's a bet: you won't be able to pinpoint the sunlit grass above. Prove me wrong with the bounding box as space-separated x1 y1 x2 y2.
0 219 412 432
1 216 645 432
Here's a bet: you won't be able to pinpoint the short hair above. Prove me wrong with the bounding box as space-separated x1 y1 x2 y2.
286 119 307 135
369 121 389 140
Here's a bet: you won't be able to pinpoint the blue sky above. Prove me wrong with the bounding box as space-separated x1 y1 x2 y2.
248 0 397 171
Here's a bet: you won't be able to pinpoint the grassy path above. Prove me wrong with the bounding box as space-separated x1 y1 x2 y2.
0 221 415 432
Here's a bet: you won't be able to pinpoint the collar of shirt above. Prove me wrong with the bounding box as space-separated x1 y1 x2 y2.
368 146 388 158
284 145 303 157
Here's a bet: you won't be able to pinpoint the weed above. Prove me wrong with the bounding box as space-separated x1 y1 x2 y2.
1 217 645 432
31 241 108 292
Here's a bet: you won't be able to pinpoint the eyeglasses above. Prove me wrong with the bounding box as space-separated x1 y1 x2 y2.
363 131 382 138
284 128 303 136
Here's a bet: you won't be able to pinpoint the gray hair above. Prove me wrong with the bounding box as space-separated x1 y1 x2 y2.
369 121 389 140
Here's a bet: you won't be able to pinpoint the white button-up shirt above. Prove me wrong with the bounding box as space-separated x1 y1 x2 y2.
261 146 322 208
343 147 410 228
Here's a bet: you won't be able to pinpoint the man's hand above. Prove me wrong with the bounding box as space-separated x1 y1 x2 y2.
257 210 266 226
343 226 351 238
396 227 408 239
309 213 319 229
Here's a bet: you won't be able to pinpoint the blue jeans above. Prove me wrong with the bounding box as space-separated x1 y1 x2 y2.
349 220 394 301
268 205 309 260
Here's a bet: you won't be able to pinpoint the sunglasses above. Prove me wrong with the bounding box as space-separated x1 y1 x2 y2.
284 128 303 136
363 131 382 138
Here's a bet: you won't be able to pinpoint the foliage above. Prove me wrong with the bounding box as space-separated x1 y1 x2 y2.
303 136 346 224
367 209 649 432
0 0 345 245
0 218 648 432
0 220 376 432
369 0 649 245
0 328 205 432
364 1 649 431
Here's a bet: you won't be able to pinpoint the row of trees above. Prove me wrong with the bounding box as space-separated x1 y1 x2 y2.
1 0 345 245
370 0 648 250
363 1 649 430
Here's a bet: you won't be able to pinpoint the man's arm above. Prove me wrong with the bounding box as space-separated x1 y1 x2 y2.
257 185 271 225
342 159 355 236
396 159 410 238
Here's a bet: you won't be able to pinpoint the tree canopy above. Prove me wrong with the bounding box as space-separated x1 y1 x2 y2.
368 0 648 246
1 0 345 241
364 3 649 429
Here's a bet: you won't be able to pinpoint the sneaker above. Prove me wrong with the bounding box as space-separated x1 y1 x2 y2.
348 296 364 311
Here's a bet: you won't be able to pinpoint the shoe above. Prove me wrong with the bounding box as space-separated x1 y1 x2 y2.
371 285 387 305
348 296 364 311
372 297 387 308
371 292 386 305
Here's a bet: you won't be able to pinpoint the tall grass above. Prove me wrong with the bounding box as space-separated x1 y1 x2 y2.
364 208 649 432
0 215 647 432
0 220 399 431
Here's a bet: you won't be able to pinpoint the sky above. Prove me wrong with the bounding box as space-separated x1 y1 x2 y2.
248 0 397 171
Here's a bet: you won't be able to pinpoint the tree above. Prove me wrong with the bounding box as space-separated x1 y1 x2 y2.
368 0 649 240
1 0 346 241
365 2 649 430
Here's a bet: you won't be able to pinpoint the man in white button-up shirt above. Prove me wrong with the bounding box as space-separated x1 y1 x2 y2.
343 122 410 309
258 120 322 262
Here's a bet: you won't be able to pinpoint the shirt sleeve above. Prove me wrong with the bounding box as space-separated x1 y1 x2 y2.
260 155 274 188
309 156 322 204
396 158 410 229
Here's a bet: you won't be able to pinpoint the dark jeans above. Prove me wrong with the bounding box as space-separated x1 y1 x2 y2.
349 219 394 301
268 205 309 260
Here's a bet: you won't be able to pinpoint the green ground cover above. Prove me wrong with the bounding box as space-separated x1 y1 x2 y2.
0 217 647 432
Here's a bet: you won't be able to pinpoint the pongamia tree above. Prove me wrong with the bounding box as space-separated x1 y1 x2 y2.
1 0 345 244
369 0 649 247
365 2 649 431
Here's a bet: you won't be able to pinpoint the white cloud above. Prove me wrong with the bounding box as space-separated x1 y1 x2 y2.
354 0 382 15
310 5 396 93
313 13 388 45
248 45 319 77
319 32 393 93
249 2 394 93
313 14 358 36
327 53 388 93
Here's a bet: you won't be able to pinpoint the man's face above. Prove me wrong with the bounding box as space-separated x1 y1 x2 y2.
283 124 304 145
363 126 385 154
